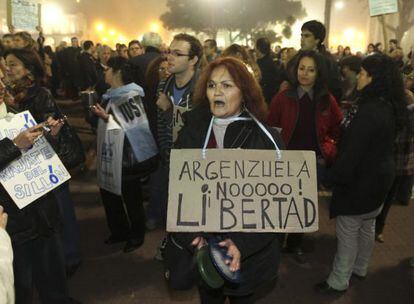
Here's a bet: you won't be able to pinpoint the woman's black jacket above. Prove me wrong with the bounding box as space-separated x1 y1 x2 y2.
0 138 61 245
1 87 62 245
173 105 285 296
329 96 396 217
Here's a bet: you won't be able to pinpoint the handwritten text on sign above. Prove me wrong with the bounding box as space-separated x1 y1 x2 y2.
0 111 71 209
167 149 319 233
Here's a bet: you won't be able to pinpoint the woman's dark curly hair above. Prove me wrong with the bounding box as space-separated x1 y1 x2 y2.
193 56 268 121
360 54 407 131
107 56 135 85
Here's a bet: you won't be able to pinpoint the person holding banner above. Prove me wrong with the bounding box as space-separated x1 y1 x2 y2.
4 48 84 277
172 57 284 304
0 121 74 304
91 56 158 253
267 50 343 263
315 54 407 294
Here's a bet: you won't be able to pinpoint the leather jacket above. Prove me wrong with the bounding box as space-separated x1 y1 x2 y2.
1 87 62 245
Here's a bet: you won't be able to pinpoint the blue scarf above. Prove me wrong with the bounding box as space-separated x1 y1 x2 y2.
103 82 145 101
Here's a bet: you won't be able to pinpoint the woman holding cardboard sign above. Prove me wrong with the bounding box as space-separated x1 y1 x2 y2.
171 57 284 304
0 111 71 302
4 48 85 279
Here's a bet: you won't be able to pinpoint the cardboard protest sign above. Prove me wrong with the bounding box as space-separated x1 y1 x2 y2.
172 105 189 142
167 149 318 233
0 111 71 209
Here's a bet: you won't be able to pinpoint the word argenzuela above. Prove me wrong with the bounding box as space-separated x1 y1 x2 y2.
173 159 317 232
178 159 311 181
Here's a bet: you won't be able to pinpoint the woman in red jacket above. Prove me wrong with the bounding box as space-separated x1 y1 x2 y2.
267 50 343 262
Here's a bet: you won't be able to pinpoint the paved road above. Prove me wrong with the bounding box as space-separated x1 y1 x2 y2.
61 100 414 304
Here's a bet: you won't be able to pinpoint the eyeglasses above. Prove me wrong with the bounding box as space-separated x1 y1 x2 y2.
166 50 191 57
129 47 142 51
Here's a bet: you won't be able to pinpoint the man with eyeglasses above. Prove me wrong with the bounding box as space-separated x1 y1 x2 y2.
156 33 203 152
148 33 202 232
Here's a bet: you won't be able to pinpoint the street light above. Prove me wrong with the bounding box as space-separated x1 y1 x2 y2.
150 22 160 33
335 1 345 10
43 3 63 26
95 22 104 32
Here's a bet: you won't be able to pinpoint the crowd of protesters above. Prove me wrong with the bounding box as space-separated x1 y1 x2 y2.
0 19 414 304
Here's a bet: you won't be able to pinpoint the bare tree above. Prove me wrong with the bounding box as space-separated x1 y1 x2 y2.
381 0 414 43
160 0 306 43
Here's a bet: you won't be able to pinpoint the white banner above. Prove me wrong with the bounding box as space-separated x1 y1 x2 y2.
96 116 124 195
9 0 40 31
167 149 319 233
0 111 71 209
369 0 398 16
110 93 158 162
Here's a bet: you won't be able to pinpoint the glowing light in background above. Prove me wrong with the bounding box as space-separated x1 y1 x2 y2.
95 22 104 32
335 1 345 10
92 20 131 47
43 4 63 26
344 28 355 40
150 21 160 33
42 3 85 38
118 35 128 43
330 28 366 53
